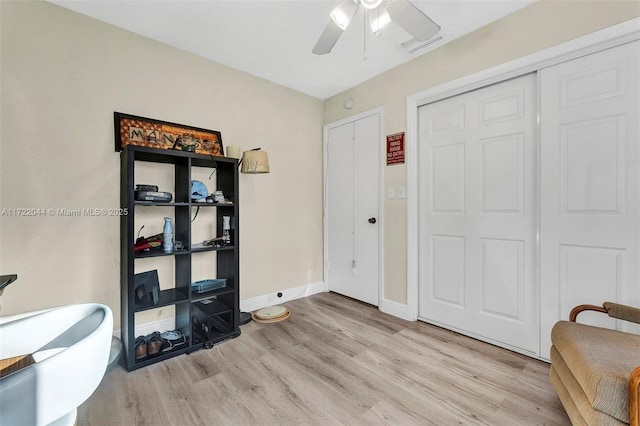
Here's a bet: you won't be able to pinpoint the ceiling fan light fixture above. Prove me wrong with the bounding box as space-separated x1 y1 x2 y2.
330 0 359 30
369 5 391 33
360 0 383 10
313 0 440 56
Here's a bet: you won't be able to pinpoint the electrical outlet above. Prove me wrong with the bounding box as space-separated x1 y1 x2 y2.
398 186 406 199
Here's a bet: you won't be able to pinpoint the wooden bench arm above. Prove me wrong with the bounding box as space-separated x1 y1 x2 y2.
570 302 640 324
569 304 608 322
631 366 640 426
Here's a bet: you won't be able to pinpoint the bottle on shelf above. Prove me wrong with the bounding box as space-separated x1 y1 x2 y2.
222 216 231 246
163 217 174 253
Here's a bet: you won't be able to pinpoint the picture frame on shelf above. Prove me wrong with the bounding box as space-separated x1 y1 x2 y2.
114 112 223 156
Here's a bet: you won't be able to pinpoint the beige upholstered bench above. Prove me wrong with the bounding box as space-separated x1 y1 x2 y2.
550 302 640 425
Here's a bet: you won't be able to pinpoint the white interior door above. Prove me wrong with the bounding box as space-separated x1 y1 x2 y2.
418 74 538 354
326 113 380 306
539 41 640 359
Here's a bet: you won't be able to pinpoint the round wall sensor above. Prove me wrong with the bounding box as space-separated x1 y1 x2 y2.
344 98 353 109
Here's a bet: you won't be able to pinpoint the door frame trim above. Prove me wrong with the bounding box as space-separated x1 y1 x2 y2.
323 107 385 306
406 18 640 322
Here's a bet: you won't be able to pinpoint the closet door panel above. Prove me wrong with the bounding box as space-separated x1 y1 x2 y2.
419 73 538 354
540 41 640 359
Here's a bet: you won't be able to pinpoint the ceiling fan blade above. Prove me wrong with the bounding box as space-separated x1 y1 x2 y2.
387 0 441 42
312 19 344 55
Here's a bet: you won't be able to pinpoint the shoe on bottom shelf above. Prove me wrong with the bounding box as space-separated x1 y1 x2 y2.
135 336 147 360
146 331 163 356
160 330 186 353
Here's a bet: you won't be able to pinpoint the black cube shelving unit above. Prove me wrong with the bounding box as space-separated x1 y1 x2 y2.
120 145 240 371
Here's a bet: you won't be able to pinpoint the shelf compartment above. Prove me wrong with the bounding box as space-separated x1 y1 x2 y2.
192 327 237 346
192 309 234 344
191 285 235 302
134 249 189 259
134 201 190 207
192 298 233 316
126 145 233 166
132 346 192 369
134 288 189 312
191 202 235 208
190 245 235 254
132 327 191 369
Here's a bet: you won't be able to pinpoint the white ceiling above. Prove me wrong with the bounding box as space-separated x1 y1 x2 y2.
49 0 536 100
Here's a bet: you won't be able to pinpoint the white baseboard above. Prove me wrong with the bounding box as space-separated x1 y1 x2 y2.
379 298 413 321
240 281 325 313
113 317 175 340
113 281 326 337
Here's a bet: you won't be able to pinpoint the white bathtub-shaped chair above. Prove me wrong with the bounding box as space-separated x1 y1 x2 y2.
0 303 113 426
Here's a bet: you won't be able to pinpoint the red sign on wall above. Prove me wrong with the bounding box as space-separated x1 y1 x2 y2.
386 132 405 165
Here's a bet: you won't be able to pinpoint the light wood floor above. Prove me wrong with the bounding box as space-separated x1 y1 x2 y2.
80 292 570 425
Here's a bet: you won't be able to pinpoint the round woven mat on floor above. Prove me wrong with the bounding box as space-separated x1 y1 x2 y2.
252 305 291 323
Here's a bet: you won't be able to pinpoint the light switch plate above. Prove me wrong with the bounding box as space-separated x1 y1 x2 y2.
387 186 395 199
398 186 406 199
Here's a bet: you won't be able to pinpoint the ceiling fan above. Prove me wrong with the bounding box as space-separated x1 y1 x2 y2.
312 0 441 55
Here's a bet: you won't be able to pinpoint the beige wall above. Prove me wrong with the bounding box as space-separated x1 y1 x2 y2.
0 1 324 327
2 1 637 328
323 0 640 305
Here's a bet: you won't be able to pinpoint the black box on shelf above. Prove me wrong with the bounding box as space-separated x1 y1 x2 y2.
192 299 233 338
134 190 173 202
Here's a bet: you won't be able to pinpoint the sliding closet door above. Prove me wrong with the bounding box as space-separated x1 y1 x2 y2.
418 74 538 354
539 41 640 359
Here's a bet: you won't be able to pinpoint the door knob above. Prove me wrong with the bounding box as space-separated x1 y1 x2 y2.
368 217 376 224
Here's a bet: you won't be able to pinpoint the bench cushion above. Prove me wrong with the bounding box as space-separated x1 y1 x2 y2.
551 347 626 425
551 320 640 423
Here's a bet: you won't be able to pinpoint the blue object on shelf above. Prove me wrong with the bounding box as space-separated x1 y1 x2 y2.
191 279 227 293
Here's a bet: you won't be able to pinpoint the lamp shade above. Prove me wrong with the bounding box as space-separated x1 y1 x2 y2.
241 150 270 174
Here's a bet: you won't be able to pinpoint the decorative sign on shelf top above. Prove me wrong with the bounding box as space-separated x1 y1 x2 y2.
114 112 224 156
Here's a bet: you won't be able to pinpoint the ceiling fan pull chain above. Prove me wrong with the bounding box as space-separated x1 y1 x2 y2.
363 8 368 60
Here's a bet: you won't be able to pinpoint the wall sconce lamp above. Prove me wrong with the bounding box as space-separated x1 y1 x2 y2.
240 148 270 174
